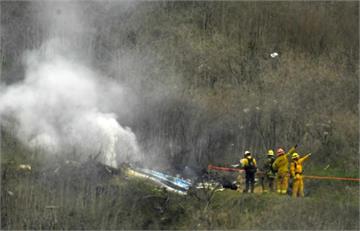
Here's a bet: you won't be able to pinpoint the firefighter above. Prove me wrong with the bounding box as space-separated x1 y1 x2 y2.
290 152 311 197
260 149 276 192
272 145 297 194
240 150 257 193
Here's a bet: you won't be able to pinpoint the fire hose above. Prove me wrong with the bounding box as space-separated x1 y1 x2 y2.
207 165 360 182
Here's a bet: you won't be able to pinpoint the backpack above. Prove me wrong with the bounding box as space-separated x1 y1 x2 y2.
245 157 257 173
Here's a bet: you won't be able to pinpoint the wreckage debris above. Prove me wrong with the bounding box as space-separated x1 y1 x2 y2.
17 164 32 171
126 167 191 195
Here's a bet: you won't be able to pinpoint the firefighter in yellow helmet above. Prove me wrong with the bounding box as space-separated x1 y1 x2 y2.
260 149 276 192
290 152 311 197
240 151 257 193
272 145 297 194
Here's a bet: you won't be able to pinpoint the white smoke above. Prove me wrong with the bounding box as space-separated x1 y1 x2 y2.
0 39 142 168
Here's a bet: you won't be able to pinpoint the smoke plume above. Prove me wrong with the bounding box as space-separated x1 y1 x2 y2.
0 1 142 168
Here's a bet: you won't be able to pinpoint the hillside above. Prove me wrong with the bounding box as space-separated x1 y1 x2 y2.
0 1 359 230
1 149 358 230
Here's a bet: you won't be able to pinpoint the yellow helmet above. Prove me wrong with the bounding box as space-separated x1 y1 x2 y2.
292 153 299 159
267 149 274 156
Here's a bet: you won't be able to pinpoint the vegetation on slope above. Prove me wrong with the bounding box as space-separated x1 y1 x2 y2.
1 133 359 230
1 1 359 230
1 1 358 174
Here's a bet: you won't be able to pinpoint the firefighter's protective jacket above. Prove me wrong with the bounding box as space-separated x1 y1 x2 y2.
240 156 257 168
272 146 296 174
290 154 311 178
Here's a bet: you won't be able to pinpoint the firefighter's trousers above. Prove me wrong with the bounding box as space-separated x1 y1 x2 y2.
244 172 255 193
292 175 304 197
261 175 275 192
276 172 289 194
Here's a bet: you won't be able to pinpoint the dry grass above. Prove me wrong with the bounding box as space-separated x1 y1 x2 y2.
1 160 358 230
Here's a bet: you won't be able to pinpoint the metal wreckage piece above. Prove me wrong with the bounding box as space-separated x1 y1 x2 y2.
126 166 192 195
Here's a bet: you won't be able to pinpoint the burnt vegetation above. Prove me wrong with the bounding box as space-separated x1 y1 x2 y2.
1 1 359 230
